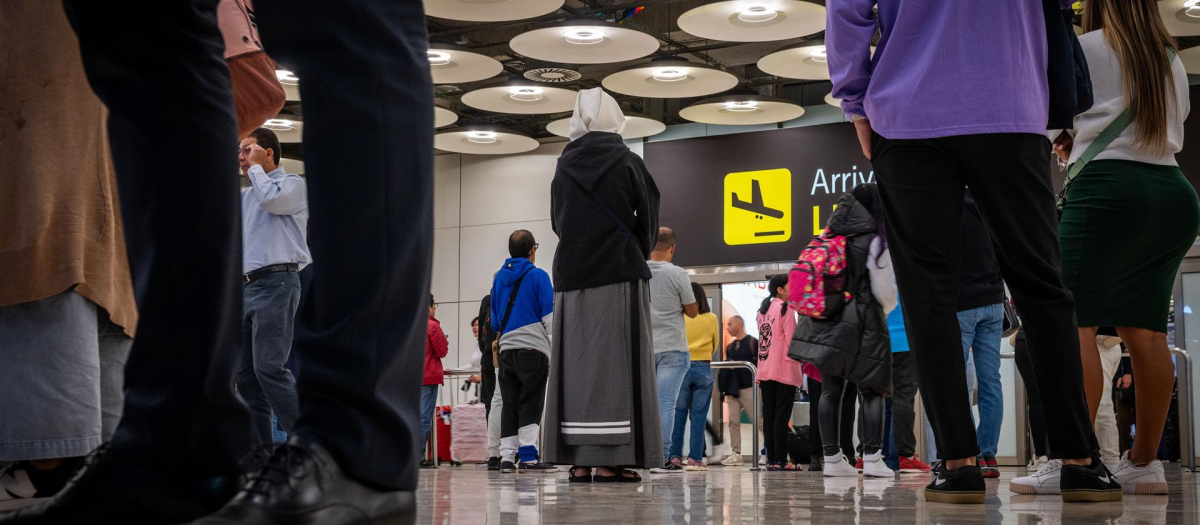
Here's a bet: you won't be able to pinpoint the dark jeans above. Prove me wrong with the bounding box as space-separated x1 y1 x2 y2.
891 352 919 458
1014 329 1050 458
760 380 796 465
821 375 885 456
480 349 496 420
498 349 549 463
807 378 857 460
65 0 433 490
238 270 302 455
873 133 1097 461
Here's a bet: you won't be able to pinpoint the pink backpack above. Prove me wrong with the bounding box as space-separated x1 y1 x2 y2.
788 231 849 318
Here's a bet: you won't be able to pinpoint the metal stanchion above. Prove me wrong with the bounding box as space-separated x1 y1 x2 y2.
428 368 481 467
710 360 761 471
1000 349 1195 472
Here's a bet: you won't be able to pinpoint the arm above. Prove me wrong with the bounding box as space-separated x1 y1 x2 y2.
428 321 449 359
634 162 661 259
709 315 720 358
679 271 698 318
537 271 555 343
868 239 899 315
826 0 878 120
247 165 308 215
683 303 699 319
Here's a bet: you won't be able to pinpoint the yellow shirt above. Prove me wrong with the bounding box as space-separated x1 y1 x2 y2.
685 312 720 362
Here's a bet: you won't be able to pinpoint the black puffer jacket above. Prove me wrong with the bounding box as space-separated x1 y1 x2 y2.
788 193 892 394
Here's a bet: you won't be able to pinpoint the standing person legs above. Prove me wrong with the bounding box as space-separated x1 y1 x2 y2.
820 375 849 459
498 350 550 465
669 372 694 461
419 386 439 457
486 380 504 461
966 304 1004 459
1093 337 1122 467
238 271 303 455
771 383 796 466
1014 330 1050 460
840 382 858 460
687 363 715 463
760 382 777 465
891 352 919 461
808 379 824 465
655 352 690 463
725 388 751 456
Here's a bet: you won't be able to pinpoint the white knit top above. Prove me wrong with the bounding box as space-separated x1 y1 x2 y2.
1069 30 1189 167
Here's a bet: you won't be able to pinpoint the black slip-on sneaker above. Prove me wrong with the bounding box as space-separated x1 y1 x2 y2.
1060 458 1122 502
924 464 985 504
486 457 501 471
499 461 517 474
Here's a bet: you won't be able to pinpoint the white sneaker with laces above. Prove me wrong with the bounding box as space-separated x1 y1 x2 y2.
861 451 895 478
823 454 858 478
720 454 744 467
1110 452 1168 495
1029 455 1049 471
1011 459 1063 495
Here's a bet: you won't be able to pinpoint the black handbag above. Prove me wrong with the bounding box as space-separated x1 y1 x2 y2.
1001 296 1020 339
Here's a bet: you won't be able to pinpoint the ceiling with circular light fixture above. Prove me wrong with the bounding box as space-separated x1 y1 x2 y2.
758 40 879 81
263 117 304 143
461 80 577 114
435 106 459 128
434 128 540 155
824 92 840 108
545 113 666 140
677 0 826 43
602 57 740 99
276 70 301 101
424 0 565 22
428 43 504 84
510 19 661 64
1160 0 1200 36
680 93 805 125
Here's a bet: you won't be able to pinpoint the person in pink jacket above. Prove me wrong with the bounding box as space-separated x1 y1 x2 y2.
756 274 803 471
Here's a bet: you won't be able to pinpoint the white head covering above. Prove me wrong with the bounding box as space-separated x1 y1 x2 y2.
568 87 626 141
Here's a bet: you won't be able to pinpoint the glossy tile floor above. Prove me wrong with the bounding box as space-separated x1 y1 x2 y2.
416 463 1200 524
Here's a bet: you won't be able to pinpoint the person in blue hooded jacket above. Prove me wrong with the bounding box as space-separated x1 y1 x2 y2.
490 230 556 473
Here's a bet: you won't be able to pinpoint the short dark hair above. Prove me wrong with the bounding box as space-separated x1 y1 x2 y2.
653 227 676 252
429 293 436 307
247 127 282 166
691 282 710 314
508 229 536 258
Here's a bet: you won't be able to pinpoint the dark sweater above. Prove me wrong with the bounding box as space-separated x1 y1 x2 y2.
958 192 1006 311
718 335 757 396
551 132 661 292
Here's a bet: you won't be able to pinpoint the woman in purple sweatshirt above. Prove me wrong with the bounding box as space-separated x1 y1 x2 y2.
826 0 1117 504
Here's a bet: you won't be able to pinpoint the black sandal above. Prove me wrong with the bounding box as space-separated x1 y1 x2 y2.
616 468 642 483
569 466 593 483
592 466 621 483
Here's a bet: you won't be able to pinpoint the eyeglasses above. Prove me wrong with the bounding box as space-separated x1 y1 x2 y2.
534 243 540 250
432 302 439 308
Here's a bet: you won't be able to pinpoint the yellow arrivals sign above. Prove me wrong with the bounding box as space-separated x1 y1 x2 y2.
723 169 792 245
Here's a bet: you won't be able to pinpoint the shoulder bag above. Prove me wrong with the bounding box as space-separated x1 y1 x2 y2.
491 268 533 365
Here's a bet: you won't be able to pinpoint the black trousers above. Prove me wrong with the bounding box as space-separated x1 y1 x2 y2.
807 378 857 460
1014 329 1051 458
64 0 433 490
873 133 1097 461
481 350 497 420
498 349 549 454
821 375 885 457
891 352 919 458
760 380 797 465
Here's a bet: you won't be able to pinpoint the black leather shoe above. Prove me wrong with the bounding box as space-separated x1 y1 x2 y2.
0 445 240 524
190 435 415 525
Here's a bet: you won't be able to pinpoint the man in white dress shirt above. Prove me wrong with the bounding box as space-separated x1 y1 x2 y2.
237 127 311 459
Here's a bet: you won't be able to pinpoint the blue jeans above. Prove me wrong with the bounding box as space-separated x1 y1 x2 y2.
958 303 1005 457
238 270 302 454
670 361 714 461
420 385 439 453
655 351 691 461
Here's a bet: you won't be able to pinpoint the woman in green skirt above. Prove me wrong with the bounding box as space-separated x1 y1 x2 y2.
1055 0 1199 495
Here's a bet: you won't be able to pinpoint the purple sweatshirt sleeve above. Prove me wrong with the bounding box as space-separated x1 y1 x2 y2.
826 0 877 119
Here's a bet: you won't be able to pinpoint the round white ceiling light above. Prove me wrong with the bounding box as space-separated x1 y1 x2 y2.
602 57 739 98
677 0 826 42
545 113 667 140
679 93 805 125
423 0 564 22
1160 0 1200 36
275 70 302 101
434 106 459 128
262 116 303 143
509 20 661 65
434 127 540 155
824 92 840 108
461 80 577 114
758 40 876 80
427 44 504 84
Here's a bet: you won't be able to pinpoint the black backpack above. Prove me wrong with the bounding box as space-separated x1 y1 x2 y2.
787 425 812 465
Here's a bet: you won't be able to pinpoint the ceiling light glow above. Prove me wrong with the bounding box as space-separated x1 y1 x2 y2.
564 28 606 45
1187 0 1200 18
723 101 760 112
651 68 690 82
427 50 453 66
808 46 828 63
275 70 299 86
466 131 499 144
737 5 779 23
262 118 295 131
508 86 545 102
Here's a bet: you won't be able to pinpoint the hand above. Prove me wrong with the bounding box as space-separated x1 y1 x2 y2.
467 374 481 384
1119 373 1133 389
854 118 873 160
246 143 270 168
1052 132 1073 162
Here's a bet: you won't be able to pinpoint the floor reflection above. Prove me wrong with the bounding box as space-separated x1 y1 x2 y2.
416 464 1199 524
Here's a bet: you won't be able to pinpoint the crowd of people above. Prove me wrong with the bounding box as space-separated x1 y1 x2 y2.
0 0 1197 523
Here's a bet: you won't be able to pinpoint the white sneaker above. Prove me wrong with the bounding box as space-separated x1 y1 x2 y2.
861 451 895 478
1029 455 1049 471
720 454 745 467
823 454 858 477
1011 459 1063 495
1110 452 1168 495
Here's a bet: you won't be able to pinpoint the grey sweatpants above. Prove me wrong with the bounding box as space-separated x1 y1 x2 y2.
0 290 131 460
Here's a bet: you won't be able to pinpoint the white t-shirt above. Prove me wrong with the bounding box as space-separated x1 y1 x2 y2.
1069 31 1189 167
647 260 696 354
